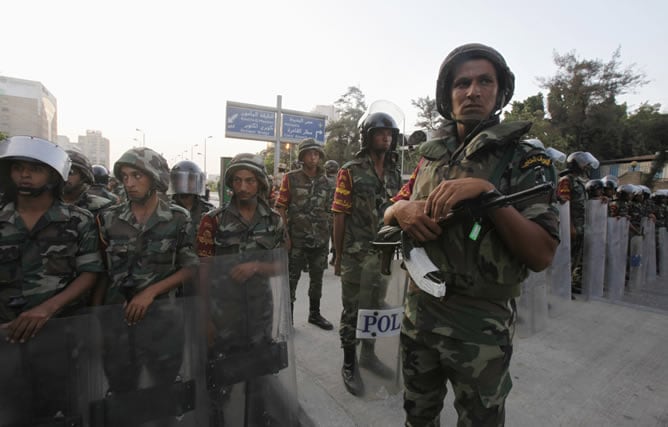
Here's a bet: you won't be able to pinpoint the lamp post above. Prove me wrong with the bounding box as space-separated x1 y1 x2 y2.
190 143 199 161
135 128 145 147
203 135 213 177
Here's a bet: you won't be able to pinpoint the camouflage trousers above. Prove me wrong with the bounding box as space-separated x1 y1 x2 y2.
339 278 360 348
288 246 328 303
401 319 513 427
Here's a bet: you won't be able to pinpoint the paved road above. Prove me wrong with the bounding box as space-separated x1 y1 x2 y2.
291 267 668 426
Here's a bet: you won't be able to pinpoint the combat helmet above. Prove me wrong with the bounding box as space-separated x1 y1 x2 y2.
297 138 325 162
359 112 400 152
324 159 339 175
92 164 110 185
66 149 95 184
436 43 515 119
113 147 170 192
566 151 599 177
601 175 618 191
168 160 206 196
224 153 269 194
585 179 604 198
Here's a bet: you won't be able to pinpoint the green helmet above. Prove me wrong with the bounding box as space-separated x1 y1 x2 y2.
113 147 170 192
66 149 95 184
297 138 325 162
224 153 269 194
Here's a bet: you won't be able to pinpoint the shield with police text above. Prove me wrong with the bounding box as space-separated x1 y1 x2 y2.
355 251 406 400
605 216 629 301
548 201 572 317
201 248 297 427
582 200 608 299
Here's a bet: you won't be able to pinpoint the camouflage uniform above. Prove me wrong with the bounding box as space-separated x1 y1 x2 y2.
332 151 402 348
89 183 120 204
558 173 587 289
396 121 559 426
172 196 214 239
0 199 104 322
276 166 333 303
69 184 115 216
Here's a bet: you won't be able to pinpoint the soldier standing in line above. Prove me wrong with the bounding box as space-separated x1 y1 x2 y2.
602 175 618 217
558 151 599 295
384 43 559 426
275 138 334 329
91 164 121 204
332 112 402 395
168 160 214 238
324 159 340 266
0 136 104 421
63 150 115 216
94 147 198 396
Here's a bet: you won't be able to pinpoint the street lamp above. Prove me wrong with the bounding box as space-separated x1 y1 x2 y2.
135 128 145 147
203 135 213 177
190 143 199 161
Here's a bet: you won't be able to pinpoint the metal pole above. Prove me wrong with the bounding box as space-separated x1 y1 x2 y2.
273 95 282 178
204 135 212 178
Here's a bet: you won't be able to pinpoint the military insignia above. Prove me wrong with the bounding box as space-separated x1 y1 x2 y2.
520 153 552 170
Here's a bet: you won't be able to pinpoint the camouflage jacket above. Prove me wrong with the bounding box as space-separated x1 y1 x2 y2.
404 121 559 301
70 187 115 216
89 184 120 204
98 196 198 304
332 152 402 279
197 198 285 257
171 196 215 239
558 174 587 234
0 200 104 320
276 167 332 248
656 202 667 228
628 201 644 234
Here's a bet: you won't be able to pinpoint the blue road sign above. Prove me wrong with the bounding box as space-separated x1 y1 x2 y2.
281 113 326 144
225 105 277 142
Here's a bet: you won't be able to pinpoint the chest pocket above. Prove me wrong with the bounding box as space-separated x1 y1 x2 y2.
0 244 21 284
39 238 77 276
145 237 178 267
107 239 131 274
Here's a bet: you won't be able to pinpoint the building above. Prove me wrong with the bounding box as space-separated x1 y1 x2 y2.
599 154 668 190
78 130 111 168
0 75 57 141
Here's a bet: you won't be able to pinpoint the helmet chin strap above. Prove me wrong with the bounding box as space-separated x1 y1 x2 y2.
15 183 56 197
129 187 156 205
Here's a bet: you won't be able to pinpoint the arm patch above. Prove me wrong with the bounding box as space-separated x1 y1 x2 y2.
519 153 552 170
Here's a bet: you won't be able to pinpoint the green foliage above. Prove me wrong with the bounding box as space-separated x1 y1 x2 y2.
324 86 368 165
503 92 569 154
411 96 448 130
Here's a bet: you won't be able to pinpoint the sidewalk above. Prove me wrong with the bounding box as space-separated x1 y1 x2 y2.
292 268 668 426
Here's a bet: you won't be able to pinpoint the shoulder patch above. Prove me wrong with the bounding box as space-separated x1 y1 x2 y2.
520 153 552 170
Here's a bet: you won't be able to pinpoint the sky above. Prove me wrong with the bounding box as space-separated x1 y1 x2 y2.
3 0 667 175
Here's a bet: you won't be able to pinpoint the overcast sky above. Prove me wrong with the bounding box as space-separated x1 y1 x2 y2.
3 0 666 173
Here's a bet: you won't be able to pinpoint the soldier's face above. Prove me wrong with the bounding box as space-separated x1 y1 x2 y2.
119 165 152 200
450 59 499 123
370 128 393 152
301 149 321 170
10 161 51 192
64 168 83 194
232 169 258 201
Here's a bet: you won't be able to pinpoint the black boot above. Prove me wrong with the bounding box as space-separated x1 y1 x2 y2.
358 340 394 379
342 346 364 396
308 298 333 330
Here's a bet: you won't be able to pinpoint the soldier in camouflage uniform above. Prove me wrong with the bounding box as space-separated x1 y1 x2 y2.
91 164 121 204
602 175 618 217
0 136 104 341
196 153 286 425
62 150 115 216
384 44 559 426
276 138 334 329
168 159 214 240
557 151 599 294
325 160 340 265
332 111 402 395
95 147 198 394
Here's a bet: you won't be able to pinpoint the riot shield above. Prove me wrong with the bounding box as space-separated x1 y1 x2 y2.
517 270 548 338
582 200 608 299
355 251 405 400
88 296 208 426
201 248 297 427
548 202 572 317
643 219 657 283
358 99 406 174
659 228 668 279
628 233 644 291
605 217 630 301
0 313 98 427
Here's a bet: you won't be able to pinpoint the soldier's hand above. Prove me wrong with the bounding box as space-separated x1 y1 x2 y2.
425 178 494 221
3 305 54 343
392 200 441 242
124 289 155 325
334 256 342 276
231 261 259 283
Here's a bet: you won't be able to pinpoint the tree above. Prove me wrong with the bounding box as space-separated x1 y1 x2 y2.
539 47 648 159
324 86 367 165
411 96 448 131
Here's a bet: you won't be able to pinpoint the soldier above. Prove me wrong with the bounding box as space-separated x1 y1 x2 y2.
276 138 334 329
602 175 618 217
612 184 634 220
63 150 115 216
168 159 214 237
558 151 599 295
94 147 198 396
324 159 340 265
384 43 559 425
196 153 287 425
91 164 121 204
0 136 103 341
585 179 605 200
332 111 403 395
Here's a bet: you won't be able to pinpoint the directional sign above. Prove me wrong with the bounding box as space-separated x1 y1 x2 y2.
225 104 277 142
281 113 326 144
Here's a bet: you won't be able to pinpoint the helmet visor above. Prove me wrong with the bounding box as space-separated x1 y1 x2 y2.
168 171 205 195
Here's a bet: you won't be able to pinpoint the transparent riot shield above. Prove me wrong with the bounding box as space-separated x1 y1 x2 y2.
582 200 608 299
517 270 548 338
628 233 644 291
643 219 657 283
659 228 668 279
201 248 297 427
605 217 630 301
355 251 405 400
548 202 572 317
87 296 208 426
0 313 98 427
